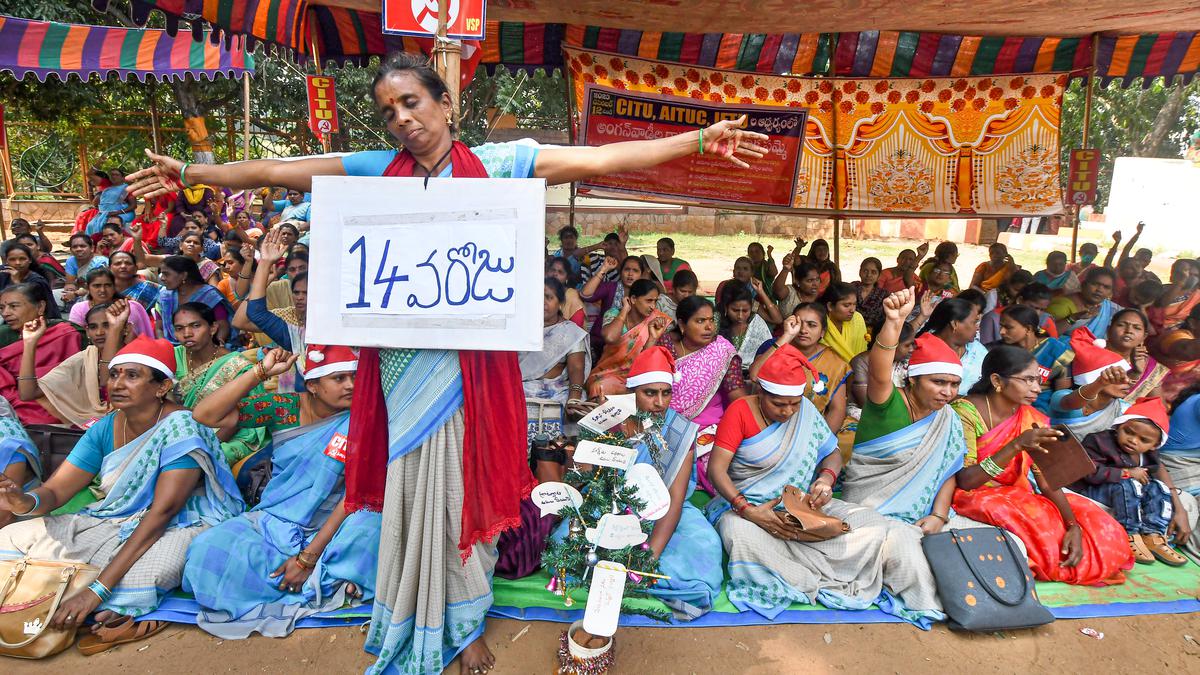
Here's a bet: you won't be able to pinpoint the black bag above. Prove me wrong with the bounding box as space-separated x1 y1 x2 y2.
921 527 1054 631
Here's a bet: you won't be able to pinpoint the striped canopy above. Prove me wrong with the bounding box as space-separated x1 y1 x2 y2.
0 14 253 83
101 1 1200 86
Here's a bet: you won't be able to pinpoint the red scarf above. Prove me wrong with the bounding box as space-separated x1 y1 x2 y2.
344 141 535 560
0 321 83 425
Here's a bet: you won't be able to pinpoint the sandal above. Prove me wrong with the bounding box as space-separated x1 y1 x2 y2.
1128 534 1155 565
77 615 169 656
1142 533 1187 567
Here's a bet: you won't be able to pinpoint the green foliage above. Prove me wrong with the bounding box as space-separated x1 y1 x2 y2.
1059 77 1200 210
540 430 670 624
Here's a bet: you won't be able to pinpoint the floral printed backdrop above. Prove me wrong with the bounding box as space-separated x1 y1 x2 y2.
564 46 1067 216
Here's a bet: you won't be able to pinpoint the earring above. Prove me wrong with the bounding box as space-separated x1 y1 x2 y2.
995 386 1002 393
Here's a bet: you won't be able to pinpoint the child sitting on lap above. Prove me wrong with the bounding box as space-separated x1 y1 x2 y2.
1070 397 1187 566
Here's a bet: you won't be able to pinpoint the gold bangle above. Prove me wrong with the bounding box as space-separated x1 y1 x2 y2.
1078 384 1100 402
295 551 318 569
875 341 899 351
932 512 950 524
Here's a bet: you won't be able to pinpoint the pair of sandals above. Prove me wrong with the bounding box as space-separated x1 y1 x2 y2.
1128 532 1187 567
77 614 169 656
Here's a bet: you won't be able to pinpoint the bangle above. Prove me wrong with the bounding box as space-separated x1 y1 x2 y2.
875 341 899 351
819 468 839 484
180 162 193 188
295 551 318 569
1063 520 1078 530
254 362 269 382
931 512 950 524
979 456 1006 478
88 580 113 603
1121 469 1130 479
773 342 787 350
698 129 705 155
16 375 36 381
1078 384 1100 402
13 491 40 516
732 493 749 514
238 273 253 280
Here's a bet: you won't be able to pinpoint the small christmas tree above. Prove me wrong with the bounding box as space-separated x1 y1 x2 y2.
541 427 671 624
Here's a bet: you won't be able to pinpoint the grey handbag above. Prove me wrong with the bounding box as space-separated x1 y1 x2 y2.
921 527 1054 631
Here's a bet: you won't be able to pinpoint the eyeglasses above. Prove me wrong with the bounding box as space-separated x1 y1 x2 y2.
1005 375 1041 386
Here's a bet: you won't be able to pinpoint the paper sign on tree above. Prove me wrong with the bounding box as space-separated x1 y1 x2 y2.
625 463 671 521
574 440 637 470
582 561 627 637
578 394 636 433
530 482 584 518
585 513 648 549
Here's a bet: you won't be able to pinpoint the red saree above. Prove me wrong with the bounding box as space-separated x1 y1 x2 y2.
0 321 83 425
344 141 535 559
952 404 1133 585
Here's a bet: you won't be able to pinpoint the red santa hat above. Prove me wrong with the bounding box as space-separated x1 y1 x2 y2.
1113 396 1171 448
757 344 822 396
907 333 963 379
1069 328 1129 385
110 336 177 381
626 346 676 389
304 345 358 380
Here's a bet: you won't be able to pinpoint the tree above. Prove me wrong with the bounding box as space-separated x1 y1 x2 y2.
1059 77 1200 210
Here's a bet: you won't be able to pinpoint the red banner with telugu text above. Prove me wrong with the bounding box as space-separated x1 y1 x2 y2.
578 85 806 208
306 75 339 137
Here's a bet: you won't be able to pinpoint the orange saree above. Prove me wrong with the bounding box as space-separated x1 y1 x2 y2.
585 309 672 398
952 402 1133 585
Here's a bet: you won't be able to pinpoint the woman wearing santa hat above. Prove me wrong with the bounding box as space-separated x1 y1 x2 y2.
952 344 1134 584
706 331 944 628
1048 328 1134 438
186 345 381 638
0 336 243 653
840 289 968 535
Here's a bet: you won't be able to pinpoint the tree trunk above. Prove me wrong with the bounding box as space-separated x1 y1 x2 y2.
171 77 215 164
1136 85 1186 157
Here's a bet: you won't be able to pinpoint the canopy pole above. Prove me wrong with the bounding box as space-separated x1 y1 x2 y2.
309 24 330 154
833 215 841 266
1071 32 1099 264
433 1 463 123
148 81 161 154
242 73 252 160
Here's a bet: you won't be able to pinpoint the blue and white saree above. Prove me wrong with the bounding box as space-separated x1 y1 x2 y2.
184 412 382 638
706 398 944 628
0 410 242 617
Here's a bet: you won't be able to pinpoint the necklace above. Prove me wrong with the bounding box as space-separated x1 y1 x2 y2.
415 145 454 188
122 401 165 445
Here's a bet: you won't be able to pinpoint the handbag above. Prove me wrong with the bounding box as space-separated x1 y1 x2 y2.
921 527 1054 631
779 485 851 542
0 558 100 659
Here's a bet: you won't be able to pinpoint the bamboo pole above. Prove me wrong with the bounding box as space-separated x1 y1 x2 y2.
148 82 161 153
1071 32 1099 265
433 1 463 121
242 73 252 160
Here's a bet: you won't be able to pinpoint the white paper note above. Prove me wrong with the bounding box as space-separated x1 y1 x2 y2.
579 394 636 433
582 561 627 637
588 513 648 549
625 463 672 521
530 482 584 517
574 440 637 471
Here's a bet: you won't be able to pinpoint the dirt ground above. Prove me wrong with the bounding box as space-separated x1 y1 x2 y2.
15 613 1199 674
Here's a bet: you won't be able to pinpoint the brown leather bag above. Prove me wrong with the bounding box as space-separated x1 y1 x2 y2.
780 485 851 542
0 558 100 659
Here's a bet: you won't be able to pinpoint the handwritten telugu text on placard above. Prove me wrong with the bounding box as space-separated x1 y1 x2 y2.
307 176 545 351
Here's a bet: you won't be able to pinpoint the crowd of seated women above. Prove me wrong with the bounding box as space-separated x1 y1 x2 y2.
1 199 1200 657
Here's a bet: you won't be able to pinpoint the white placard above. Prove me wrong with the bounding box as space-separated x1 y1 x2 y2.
578 394 636 433
530 482 583 517
574 440 637 470
625 463 671 521
585 513 648 549
582 561 627 638
307 176 545 351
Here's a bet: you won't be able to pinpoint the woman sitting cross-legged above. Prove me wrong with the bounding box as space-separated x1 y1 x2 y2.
839 289 968 532
952 345 1134 585
184 346 381 638
0 336 242 654
706 342 945 627
586 278 672 397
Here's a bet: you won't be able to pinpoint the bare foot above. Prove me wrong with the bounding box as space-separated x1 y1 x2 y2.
459 635 495 675
344 582 361 599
